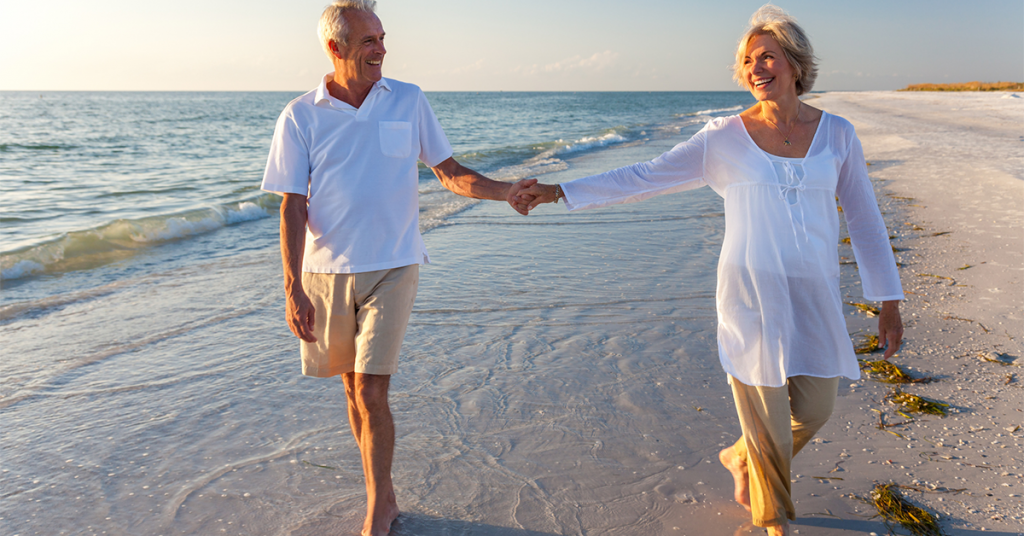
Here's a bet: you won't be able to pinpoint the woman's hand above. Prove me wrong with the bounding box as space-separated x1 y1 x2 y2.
878 300 903 359
514 182 561 212
505 178 538 215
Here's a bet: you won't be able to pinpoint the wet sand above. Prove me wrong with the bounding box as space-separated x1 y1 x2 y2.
324 91 1024 536
3 91 1019 536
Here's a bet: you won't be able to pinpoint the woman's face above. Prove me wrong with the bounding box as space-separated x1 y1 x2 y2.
742 33 797 102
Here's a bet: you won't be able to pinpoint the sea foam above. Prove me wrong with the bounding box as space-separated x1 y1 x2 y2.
1 199 275 281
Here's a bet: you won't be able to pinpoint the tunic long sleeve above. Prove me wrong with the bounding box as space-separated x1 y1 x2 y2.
560 113 903 387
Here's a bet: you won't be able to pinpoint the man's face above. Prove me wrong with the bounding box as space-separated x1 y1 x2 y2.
333 11 386 85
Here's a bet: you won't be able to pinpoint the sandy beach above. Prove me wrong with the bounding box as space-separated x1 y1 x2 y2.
391 90 1024 536
1 90 1020 536
764 90 1024 535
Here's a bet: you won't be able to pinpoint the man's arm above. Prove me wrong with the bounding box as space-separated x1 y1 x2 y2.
430 157 536 216
280 193 317 342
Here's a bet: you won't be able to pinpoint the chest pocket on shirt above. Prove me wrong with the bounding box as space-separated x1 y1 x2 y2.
379 121 412 158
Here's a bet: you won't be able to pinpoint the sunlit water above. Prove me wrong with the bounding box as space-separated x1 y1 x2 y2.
0 91 879 536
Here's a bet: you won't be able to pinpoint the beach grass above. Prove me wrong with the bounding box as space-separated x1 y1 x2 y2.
900 81 1024 92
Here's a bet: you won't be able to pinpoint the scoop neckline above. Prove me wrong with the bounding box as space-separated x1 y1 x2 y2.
737 111 827 161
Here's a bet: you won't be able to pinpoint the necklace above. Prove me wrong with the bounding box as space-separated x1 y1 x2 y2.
762 109 798 146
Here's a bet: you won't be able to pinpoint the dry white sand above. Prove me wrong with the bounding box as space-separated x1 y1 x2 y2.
773 90 1024 535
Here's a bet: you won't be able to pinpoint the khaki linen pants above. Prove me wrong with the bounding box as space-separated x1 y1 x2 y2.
729 375 840 527
300 265 418 377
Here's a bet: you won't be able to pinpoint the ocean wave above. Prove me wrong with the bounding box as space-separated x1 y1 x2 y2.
548 130 629 156
419 195 481 233
0 196 276 281
488 157 569 182
0 143 77 152
0 278 138 322
675 104 744 117
652 117 714 134
96 186 199 198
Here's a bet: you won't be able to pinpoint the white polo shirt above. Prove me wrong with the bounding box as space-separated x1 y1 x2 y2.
261 74 453 274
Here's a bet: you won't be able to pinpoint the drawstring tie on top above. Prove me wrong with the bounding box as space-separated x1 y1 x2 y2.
778 161 810 251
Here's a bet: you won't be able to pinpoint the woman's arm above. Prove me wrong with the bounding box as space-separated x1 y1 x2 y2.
836 131 905 358
836 134 904 301
518 125 712 212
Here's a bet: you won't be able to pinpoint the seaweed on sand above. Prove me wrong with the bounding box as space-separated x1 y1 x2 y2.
846 302 880 316
854 334 882 354
860 359 934 384
887 388 949 416
867 483 946 536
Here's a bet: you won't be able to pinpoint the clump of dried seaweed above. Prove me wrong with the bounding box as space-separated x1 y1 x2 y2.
887 388 949 416
867 483 946 536
846 301 880 316
860 360 934 384
854 334 882 354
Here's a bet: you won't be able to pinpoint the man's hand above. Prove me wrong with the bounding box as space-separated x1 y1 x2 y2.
878 300 903 359
286 289 318 343
515 182 560 211
506 178 538 215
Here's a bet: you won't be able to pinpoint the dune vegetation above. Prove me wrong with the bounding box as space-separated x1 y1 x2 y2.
900 81 1024 91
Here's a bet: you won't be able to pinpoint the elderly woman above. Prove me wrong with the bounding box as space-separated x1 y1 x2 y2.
518 5 903 535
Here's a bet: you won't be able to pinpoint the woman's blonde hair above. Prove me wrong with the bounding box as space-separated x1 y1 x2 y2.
733 4 818 96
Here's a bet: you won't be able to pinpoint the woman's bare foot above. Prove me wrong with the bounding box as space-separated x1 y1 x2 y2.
719 446 751 511
765 522 790 536
362 489 400 536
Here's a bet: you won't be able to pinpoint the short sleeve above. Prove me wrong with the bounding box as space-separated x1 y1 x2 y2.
261 108 311 196
561 125 709 211
836 127 904 301
416 91 453 168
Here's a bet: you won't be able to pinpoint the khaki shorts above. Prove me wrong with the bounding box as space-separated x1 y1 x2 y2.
300 265 418 377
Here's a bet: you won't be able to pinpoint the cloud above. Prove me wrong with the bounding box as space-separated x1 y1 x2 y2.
434 58 486 76
514 50 620 76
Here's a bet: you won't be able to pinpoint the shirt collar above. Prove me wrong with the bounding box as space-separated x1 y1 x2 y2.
314 73 391 110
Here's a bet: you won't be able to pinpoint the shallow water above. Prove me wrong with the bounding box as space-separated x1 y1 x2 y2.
0 91 751 281
0 92 788 535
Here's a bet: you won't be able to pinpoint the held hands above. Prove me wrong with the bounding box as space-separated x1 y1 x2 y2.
508 181 561 214
878 300 903 359
505 178 538 215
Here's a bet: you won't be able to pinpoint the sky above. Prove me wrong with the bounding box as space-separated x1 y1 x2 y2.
1 0 1022 92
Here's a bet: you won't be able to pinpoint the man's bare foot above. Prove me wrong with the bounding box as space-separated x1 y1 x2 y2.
362 490 400 536
719 446 751 511
766 522 790 536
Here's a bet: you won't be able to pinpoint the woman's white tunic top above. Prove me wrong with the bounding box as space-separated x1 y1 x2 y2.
561 113 904 387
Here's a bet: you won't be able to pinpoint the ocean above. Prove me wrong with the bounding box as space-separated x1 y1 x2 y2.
0 90 778 535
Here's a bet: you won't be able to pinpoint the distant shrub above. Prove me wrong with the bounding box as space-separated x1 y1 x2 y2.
900 81 1024 92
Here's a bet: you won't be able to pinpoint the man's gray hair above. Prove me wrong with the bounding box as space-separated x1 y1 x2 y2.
318 0 378 59
733 4 818 96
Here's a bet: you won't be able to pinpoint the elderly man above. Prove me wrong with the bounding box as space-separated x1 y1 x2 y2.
260 2 533 534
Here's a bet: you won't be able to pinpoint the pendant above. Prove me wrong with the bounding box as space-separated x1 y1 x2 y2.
784 140 792 146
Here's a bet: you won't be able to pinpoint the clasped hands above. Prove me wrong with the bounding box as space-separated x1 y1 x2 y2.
505 179 559 215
